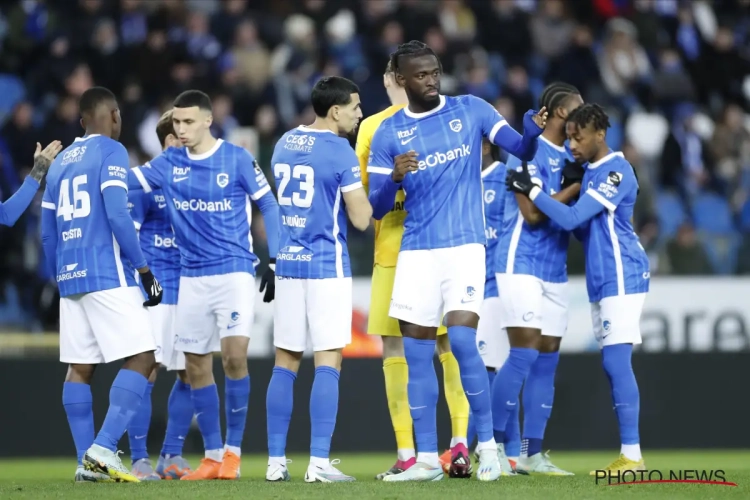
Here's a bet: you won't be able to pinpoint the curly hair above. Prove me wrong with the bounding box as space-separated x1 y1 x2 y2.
566 103 610 131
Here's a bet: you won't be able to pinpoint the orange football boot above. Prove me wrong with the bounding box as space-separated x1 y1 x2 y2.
180 458 221 480
218 450 241 480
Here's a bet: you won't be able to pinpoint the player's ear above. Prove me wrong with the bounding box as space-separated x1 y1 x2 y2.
395 72 406 88
331 105 340 121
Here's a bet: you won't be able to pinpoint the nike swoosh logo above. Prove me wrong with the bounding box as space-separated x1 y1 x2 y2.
178 435 185 440
231 407 247 413
158 203 167 209
134 435 147 439
551 167 561 172
195 412 203 418
409 405 426 410
466 390 484 396
400 136 417 145
461 297 474 303
513 181 524 191
506 401 517 406
541 404 553 409
227 324 240 329
173 177 189 183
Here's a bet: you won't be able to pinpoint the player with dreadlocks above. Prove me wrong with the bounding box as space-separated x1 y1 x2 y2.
493 82 583 476
367 40 546 482
506 103 649 475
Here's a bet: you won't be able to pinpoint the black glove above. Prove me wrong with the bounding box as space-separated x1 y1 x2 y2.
259 258 276 303
561 160 585 190
505 161 536 196
139 269 163 307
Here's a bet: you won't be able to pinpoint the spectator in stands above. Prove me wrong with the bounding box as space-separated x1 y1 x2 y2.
665 223 713 275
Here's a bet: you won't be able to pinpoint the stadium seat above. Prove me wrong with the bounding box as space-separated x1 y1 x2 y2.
655 191 687 239
741 198 750 233
691 192 735 234
0 74 25 126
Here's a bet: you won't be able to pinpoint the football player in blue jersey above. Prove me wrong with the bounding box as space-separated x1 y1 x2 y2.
367 40 546 482
128 90 280 480
41 86 164 483
0 140 62 225
265 76 371 483
493 82 583 476
126 111 194 480
506 103 649 475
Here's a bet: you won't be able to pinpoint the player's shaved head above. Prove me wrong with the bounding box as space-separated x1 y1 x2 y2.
78 86 121 140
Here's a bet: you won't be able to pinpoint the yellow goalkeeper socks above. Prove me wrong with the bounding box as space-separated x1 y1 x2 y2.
439 351 469 442
383 356 414 454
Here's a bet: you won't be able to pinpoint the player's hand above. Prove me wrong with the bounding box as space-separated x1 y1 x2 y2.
30 140 63 182
561 160 585 190
523 108 547 135
259 258 276 303
505 162 536 196
139 269 163 307
392 151 419 182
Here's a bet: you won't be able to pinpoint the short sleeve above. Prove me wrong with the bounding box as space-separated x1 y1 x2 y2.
337 147 363 193
366 123 395 176
130 150 172 192
41 185 55 211
100 142 130 193
238 148 272 201
585 162 634 211
469 95 509 145
128 190 150 229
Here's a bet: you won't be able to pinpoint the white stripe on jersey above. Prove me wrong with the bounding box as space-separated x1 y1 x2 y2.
367 166 392 175
488 120 508 144
41 201 55 210
586 188 616 211
506 212 525 273
245 196 256 266
132 167 152 193
133 221 142 230
332 187 343 278
341 181 363 193
101 179 128 192
251 184 271 201
607 211 625 295
112 234 127 287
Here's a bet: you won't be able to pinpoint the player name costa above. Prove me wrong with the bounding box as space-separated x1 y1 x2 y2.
172 198 232 212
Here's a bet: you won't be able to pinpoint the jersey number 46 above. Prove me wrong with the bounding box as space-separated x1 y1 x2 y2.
274 163 315 208
57 174 91 221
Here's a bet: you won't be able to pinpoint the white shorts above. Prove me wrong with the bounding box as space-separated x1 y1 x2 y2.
389 244 485 328
273 277 352 352
591 293 646 348
149 304 185 371
476 296 510 369
174 272 255 355
495 273 568 337
60 287 156 364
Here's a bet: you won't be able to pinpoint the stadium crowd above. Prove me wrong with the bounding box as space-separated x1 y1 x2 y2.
0 0 749 327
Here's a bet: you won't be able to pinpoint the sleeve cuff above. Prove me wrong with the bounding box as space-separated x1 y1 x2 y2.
529 186 542 201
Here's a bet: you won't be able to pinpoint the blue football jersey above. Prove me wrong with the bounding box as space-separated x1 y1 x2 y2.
129 139 272 277
41 134 137 296
580 151 650 302
367 95 511 251
496 136 571 283
271 126 362 279
128 188 180 304
482 161 506 298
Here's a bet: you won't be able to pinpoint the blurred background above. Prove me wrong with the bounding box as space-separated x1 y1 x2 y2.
1 0 750 458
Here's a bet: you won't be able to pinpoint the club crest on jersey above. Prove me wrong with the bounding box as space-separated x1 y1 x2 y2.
484 189 496 204
449 119 462 132
217 173 229 188
602 319 612 332
461 286 476 303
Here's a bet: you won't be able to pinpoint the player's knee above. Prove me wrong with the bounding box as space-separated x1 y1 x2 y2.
538 335 561 353
381 336 405 358
176 370 189 384
274 347 302 372
65 364 96 384
601 344 633 377
507 327 542 349
399 321 436 340
222 352 248 378
313 349 342 371
436 334 451 355
444 310 479 329
148 365 159 383
124 350 156 377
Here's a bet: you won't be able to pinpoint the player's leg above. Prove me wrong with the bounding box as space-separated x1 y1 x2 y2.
265 276 305 482
83 287 157 483
590 293 647 475
304 277 356 483
157 305 194 479
174 276 224 481
368 264 415 479
517 282 572 476
436 332 471 478
215 272 255 480
441 244 500 481
492 273 544 471
59 294 110 482
383 250 444 482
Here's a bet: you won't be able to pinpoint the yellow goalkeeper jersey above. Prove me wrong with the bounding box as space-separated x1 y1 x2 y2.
356 104 406 268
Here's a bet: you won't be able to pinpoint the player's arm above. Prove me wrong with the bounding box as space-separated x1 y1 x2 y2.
128 152 170 193
339 150 372 230
0 141 62 226
127 189 150 232
40 185 58 277
517 180 582 225
473 96 543 162
238 150 280 260
101 143 149 271
355 118 373 193
367 125 409 219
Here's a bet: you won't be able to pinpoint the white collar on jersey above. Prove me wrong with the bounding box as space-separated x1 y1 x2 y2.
539 135 567 152
403 95 446 119
587 151 624 170
297 125 335 134
73 134 101 142
187 138 224 161
482 161 502 178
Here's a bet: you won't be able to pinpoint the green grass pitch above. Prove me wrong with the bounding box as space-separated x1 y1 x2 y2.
1 451 748 499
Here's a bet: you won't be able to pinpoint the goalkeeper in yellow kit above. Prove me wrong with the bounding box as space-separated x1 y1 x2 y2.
356 61 471 479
